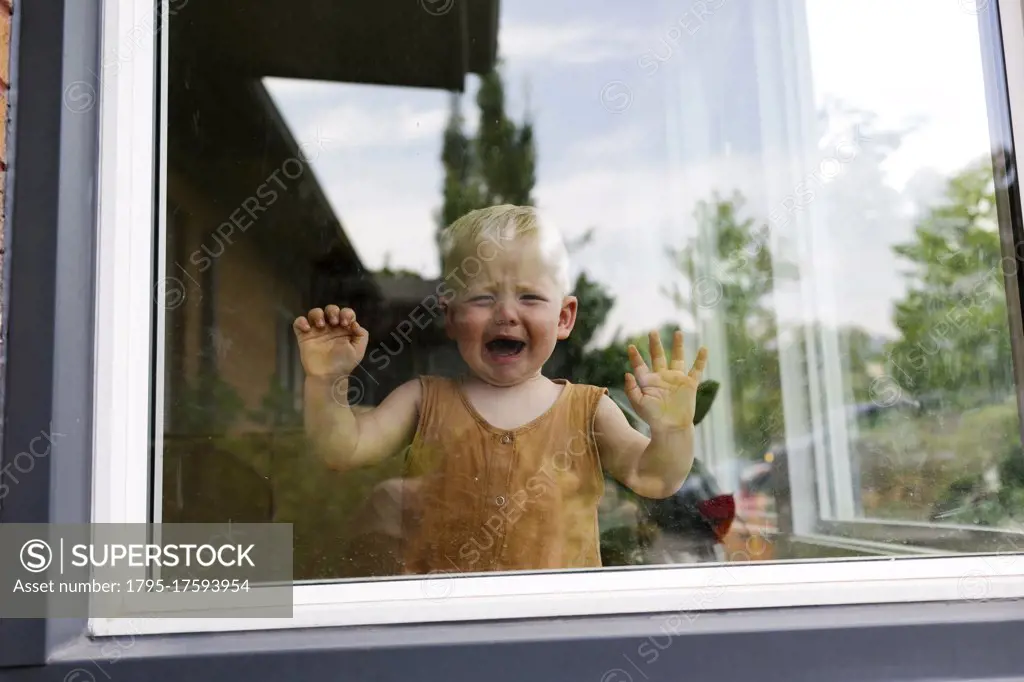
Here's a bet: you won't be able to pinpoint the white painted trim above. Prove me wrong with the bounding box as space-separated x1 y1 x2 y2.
1004 0 1024 167
90 554 1024 636
91 0 157 531
87 0 1024 641
151 0 170 526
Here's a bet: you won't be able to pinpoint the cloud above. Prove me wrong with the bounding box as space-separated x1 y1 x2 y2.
560 124 651 165
262 76 332 102
311 152 442 275
306 103 448 150
500 22 645 65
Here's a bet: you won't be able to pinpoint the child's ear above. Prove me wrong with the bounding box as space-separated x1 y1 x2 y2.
556 295 578 340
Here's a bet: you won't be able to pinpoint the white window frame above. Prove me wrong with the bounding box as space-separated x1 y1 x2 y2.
90 0 1024 638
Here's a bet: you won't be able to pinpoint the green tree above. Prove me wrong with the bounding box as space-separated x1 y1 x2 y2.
547 272 618 384
169 373 245 435
436 66 536 253
474 67 535 207
438 92 484 236
837 325 886 406
664 191 785 459
887 159 1013 406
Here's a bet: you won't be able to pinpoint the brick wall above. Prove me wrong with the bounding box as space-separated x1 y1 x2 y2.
0 0 11 419
0 0 9 258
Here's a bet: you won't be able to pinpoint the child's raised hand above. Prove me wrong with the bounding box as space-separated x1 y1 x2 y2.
624 330 708 433
292 305 369 378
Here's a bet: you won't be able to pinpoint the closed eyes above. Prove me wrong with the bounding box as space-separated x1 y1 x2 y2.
467 294 546 303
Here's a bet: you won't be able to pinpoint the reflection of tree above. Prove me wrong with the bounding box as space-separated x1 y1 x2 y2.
550 272 617 383
664 192 784 459
839 327 884 405
875 156 1023 527
249 379 302 430
436 67 623 386
813 105 1014 405
169 374 245 435
887 159 1013 407
930 442 1024 529
436 65 536 251
246 378 305 522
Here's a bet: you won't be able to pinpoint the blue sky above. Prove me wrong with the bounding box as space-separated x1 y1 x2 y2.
266 0 994 346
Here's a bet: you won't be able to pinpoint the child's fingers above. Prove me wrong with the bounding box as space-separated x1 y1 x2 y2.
689 346 709 379
624 372 643 405
307 307 327 328
627 344 649 378
669 330 685 371
292 306 365 342
649 330 667 372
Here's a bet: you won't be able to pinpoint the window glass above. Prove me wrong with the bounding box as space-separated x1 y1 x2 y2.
159 0 1024 581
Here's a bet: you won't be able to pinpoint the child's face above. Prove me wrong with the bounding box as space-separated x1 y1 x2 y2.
444 237 577 387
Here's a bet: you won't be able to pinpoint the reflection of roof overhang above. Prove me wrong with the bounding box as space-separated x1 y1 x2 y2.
167 0 501 302
175 0 500 91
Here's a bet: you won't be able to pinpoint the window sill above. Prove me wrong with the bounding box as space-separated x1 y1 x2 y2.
88 553 1024 637
40 600 1024 682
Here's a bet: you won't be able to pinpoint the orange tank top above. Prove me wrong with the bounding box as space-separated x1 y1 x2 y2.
400 375 608 575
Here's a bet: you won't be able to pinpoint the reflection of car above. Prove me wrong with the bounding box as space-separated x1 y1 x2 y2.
740 462 773 497
641 459 736 563
598 478 655 566
598 462 736 566
599 384 734 565
846 397 922 431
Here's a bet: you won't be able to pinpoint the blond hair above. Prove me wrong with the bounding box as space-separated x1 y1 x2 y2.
439 204 572 296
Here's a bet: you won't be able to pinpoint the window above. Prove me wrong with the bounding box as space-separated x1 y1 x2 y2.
93 0 1024 636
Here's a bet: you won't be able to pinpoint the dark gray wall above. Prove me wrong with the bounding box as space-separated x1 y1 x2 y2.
0 0 75 667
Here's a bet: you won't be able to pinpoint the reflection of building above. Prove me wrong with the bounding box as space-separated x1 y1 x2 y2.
161 0 499 523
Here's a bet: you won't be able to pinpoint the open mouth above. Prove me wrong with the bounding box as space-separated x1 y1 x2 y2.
485 338 527 357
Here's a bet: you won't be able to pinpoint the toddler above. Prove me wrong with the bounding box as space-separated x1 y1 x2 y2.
294 204 708 575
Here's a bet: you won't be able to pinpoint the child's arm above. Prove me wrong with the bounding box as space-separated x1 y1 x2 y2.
295 305 421 472
595 330 708 499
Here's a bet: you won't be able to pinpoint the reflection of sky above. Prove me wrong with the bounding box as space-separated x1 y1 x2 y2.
266 0 992 346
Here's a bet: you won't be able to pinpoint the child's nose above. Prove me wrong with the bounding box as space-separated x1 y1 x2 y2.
494 300 519 325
